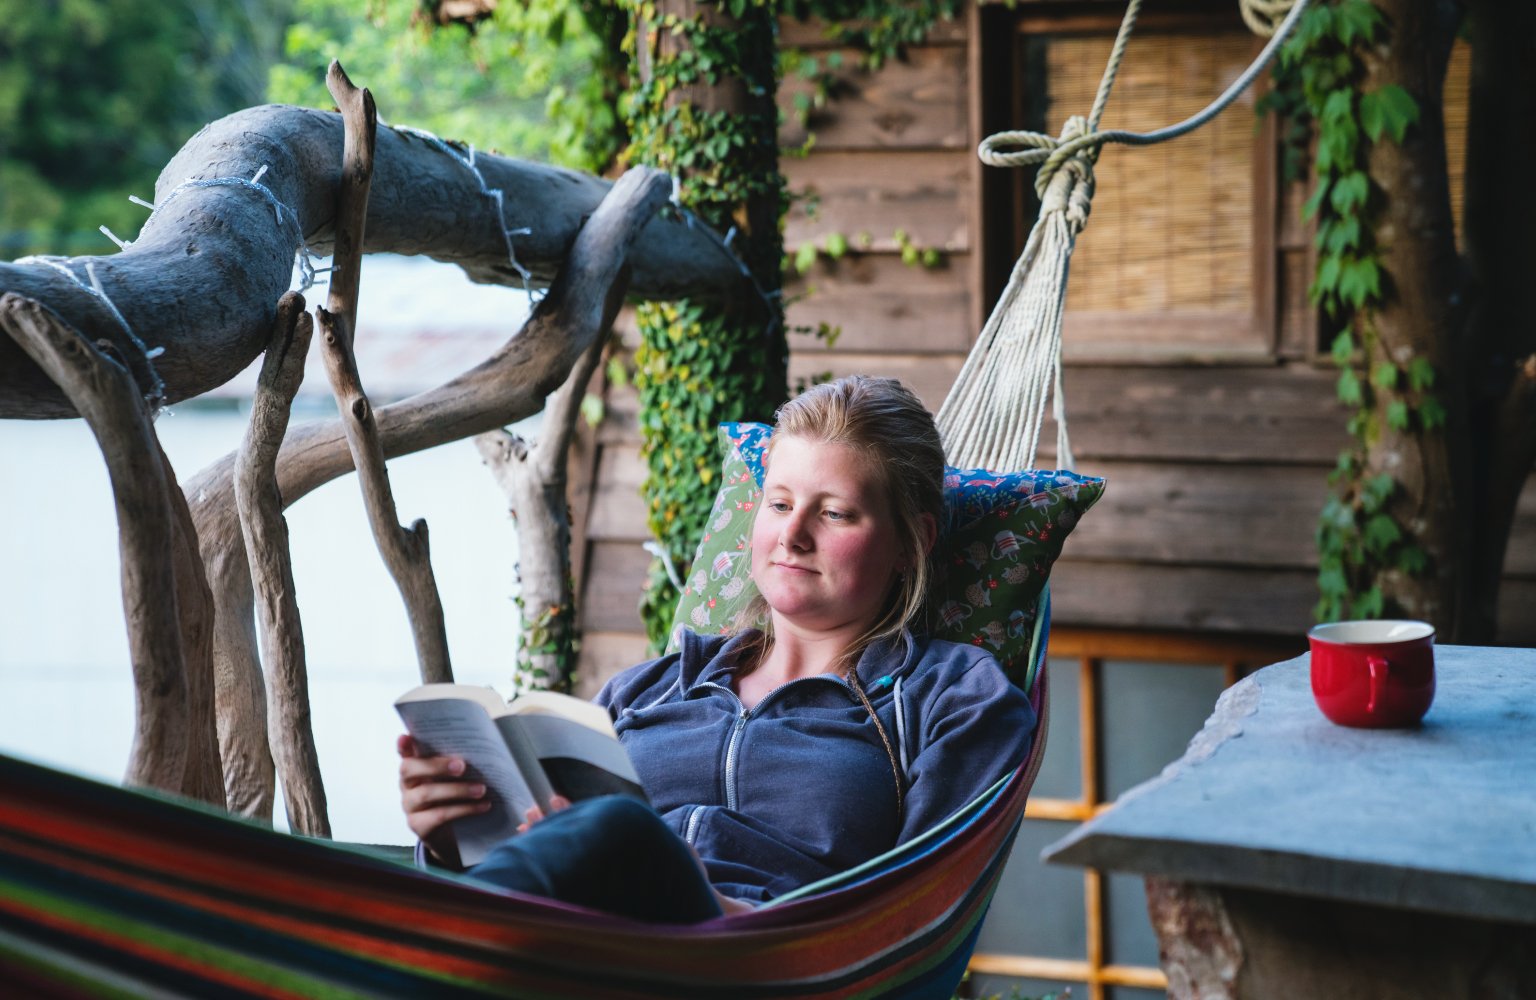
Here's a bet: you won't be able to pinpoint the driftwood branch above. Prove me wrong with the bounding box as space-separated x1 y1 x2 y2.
0 106 746 418
0 293 191 793
160 436 225 806
319 64 454 685
235 292 328 836
476 283 623 692
188 165 676 814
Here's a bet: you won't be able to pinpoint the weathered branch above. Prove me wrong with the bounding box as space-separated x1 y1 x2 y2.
189 165 676 814
475 282 621 691
0 106 746 418
319 64 454 685
235 292 328 836
0 294 189 792
160 436 224 807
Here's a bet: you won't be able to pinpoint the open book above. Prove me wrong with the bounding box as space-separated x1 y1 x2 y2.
395 684 646 866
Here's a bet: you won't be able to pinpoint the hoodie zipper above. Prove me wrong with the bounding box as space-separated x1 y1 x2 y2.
723 708 750 811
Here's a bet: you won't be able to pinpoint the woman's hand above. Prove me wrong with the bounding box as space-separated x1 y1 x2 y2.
516 795 573 833
397 733 491 866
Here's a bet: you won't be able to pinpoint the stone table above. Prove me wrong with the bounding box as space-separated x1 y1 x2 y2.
1043 644 1536 999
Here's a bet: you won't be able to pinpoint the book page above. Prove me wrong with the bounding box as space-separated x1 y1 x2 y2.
396 698 535 866
500 714 647 803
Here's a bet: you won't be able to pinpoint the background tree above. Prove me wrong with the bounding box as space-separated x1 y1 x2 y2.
0 0 287 258
269 0 626 174
1274 0 1535 642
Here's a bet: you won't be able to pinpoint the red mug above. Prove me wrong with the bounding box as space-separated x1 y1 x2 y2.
1308 620 1436 728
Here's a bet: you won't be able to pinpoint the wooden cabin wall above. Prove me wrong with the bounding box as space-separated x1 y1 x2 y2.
572 3 1536 698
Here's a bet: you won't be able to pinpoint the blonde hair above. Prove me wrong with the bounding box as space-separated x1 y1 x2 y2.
737 375 944 675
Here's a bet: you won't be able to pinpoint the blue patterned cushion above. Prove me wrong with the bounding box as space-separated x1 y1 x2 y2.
668 423 1104 678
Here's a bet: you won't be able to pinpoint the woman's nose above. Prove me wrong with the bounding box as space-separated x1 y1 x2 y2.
780 511 812 549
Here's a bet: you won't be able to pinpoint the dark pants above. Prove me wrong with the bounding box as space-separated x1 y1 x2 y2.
467 796 725 924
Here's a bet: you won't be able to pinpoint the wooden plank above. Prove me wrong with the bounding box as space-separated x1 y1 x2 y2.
785 253 972 354
573 630 649 700
1047 560 1320 636
579 539 652 634
1061 309 1272 361
788 350 965 413
778 15 966 49
779 46 969 151
1042 365 1351 465
782 150 972 252
586 444 650 543
1277 246 1316 360
1066 461 1331 570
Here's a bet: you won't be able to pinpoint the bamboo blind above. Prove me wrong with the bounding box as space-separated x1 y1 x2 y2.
1444 38 1470 249
1042 30 1258 314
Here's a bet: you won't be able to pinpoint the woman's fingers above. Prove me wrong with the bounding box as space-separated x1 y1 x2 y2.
403 780 491 842
399 751 466 789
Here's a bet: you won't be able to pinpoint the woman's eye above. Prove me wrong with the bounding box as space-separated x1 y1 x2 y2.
767 500 790 513
823 509 848 522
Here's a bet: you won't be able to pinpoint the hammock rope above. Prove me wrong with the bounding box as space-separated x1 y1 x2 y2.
938 0 1313 474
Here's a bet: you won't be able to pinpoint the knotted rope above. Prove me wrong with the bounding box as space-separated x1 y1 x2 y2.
939 0 1311 473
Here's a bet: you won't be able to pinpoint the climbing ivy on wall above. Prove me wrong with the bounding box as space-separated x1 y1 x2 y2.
1265 0 1430 622
620 0 960 649
619 0 787 649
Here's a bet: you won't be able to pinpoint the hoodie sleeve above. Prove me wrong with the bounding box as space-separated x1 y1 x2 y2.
896 644 1038 845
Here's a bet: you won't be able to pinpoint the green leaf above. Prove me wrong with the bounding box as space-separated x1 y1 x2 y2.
1303 179 1331 221
1419 396 1447 430
1314 253 1343 301
1317 563 1349 599
823 231 848 259
1362 474 1395 511
1397 545 1429 575
1406 356 1435 391
1338 257 1381 308
1331 329 1357 366
1351 586 1385 620
1324 216 1362 255
793 242 818 274
1330 171 1370 213
1360 85 1419 143
1321 88 1353 124
1362 513 1402 554
1386 399 1410 430
1370 360 1399 389
1337 367 1363 406
1334 0 1383 45
580 393 606 428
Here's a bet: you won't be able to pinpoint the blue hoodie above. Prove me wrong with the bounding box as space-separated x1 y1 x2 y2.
597 629 1037 903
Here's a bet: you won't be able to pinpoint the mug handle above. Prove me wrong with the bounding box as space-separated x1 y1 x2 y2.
1366 654 1390 714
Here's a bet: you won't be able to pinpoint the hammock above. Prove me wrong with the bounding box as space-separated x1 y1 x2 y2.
0 1 1312 996
0 603 1047 1000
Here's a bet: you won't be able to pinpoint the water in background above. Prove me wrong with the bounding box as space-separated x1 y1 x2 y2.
0 255 540 844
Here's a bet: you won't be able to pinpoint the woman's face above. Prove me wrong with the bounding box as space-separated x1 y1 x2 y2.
750 435 906 636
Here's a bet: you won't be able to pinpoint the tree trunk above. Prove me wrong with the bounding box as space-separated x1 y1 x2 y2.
1358 0 1467 633
1461 0 1536 641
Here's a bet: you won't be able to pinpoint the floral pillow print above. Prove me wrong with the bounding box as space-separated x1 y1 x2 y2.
668 422 1104 681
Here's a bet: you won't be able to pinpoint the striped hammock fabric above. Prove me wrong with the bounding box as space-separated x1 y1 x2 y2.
0 604 1050 1000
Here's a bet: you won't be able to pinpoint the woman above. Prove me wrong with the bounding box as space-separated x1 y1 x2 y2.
399 376 1036 922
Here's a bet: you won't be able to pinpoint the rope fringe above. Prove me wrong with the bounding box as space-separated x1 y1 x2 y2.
949 0 1312 473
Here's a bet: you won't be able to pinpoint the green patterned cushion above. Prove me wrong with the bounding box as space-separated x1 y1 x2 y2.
667 423 1104 681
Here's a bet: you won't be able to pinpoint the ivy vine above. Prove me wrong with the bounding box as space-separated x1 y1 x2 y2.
620 0 787 649
1266 0 1435 622
621 0 959 650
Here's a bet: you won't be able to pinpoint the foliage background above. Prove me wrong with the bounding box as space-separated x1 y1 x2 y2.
0 0 288 257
